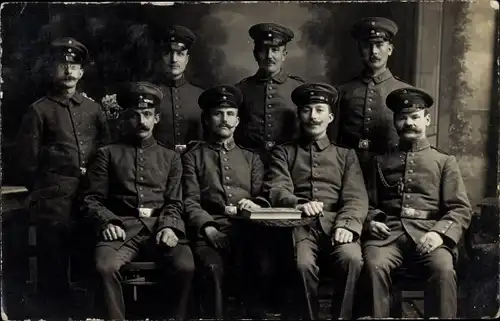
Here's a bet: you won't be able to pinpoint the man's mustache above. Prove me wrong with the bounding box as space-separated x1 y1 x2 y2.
218 123 234 129
305 121 322 126
402 126 419 132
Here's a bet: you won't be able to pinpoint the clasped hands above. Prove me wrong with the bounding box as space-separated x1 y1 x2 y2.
369 221 443 254
102 223 179 247
296 201 354 245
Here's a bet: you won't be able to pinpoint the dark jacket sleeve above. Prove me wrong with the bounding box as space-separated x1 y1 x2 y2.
16 107 42 191
182 151 217 236
265 146 309 207
157 152 185 236
334 149 369 236
96 104 111 148
82 147 123 231
250 152 271 207
430 155 472 245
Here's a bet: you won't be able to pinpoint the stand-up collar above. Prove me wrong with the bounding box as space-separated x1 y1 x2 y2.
398 137 430 152
360 68 393 84
298 134 331 151
47 90 84 106
208 136 236 151
254 68 288 84
125 134 157 148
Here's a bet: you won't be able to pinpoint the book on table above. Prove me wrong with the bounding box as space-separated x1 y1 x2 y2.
240 207 303 220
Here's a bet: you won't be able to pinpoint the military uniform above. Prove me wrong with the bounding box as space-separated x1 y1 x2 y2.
264 84 369 320
235 23 305 159
360 88 472 318
83 82 194 321
15 37 110 318
332 17 413 176
182 85 271 318
151 25 205 151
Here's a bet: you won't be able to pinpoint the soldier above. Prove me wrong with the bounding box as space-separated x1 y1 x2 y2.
82 82 194 321
332 17 414 177
16 37 110 319
150 25 205 152
360 87 472 318
182 85 271 319
264 83 368 320
235 22 305 163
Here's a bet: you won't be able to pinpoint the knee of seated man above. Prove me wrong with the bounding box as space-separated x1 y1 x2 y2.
95 255 121 277
335 243 364 271
171 249 196 275
428 248 455 276
363 251 393 274
297 253 317 274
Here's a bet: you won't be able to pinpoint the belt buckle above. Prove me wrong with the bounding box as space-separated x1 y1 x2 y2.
402 207 415 218
80 167 87 175
175 144 187 153
225 205 238 216
265 141 275 150
358 139 371 150
138 207 153 218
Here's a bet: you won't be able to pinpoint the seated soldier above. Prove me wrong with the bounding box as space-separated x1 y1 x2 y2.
182 85 271 319
359 87 472 318
82 82 194 321
263 83 369 320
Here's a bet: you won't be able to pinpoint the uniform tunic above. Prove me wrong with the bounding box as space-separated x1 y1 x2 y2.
182 138 266 239
17 91 110 222
152 75 204 149
264 135 368 320
83 135 185 249
235 69 304 152
333 69 411 154
361 137 472 318
365 137 472 248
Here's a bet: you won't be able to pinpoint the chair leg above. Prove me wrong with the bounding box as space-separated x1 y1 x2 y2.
390 289 403 318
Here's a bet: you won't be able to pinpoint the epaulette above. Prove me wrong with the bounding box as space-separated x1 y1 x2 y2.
183 140 204 154
81 92 95 102
431 146 449 155
237 76 252 85
30 96 48 107
288 75 305 83
331 141 350 150
157 141 176 151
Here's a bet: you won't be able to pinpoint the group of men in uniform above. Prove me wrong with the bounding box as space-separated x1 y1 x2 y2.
16 15 472 321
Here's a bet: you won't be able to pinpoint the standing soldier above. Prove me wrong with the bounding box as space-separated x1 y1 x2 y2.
235 23 305 164
264 83 368 320
333 17 413 176
83 82 194 321
16 37 110 319
360 88 472 318
182 85 271 319
150 25 204 152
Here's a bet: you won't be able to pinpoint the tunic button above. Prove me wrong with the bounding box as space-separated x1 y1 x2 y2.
223 157 228 161
224 166 230 170
268 95 273 99
367 108 371 112
225 176 230 181
228 193 233 197
81 151 85 154
368 98 372 102
139 150 143 154
139 187 143 191
267 114 272 118
408 178 412 182
313 163 318 167
268 123 272 127
408 170 414 173
175 105 180 109
77 132 81 135
406 195 411 199
175 97 179 100
140 177 144 180
366 117 371 121
80 141 84 145
268 105 272 108
410 160 414 164
314 188 319 192
176 132 181 136
268 86 273 90
222 150 226 154
226 186 231 190
140 194 144 198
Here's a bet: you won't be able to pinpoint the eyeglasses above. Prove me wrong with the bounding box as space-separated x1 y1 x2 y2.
56 63 81 71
